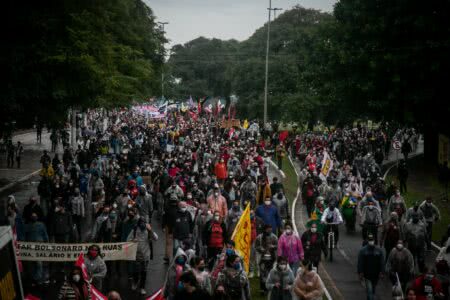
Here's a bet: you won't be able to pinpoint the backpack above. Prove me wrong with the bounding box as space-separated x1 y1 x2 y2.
225 270 243 299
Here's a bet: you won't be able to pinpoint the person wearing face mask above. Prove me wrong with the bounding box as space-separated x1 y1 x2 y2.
57 266 91 300
85 245 107 292
388 190 407 220
23 196 44 224
49 203 73 243
357 234 385 300
216 254 250 300
266 256 295 300
214 158 228 184
25 212 49 285
207 187 228 219
127 217 158 295
164 248 190 300
70 188 85 241
174 271 211 300
226 199 243 237
380 212 403 258
360 199 382 244
320 202 343 247
272 190 289 223
404 212 428 273
190 257 213 295
277 223 304 276
191 183 206 204
419 196 441 249
256 178 272 206
173 201 194 255
256 198 282 234
293 259 324 300
203 211 228 270
385 240 415 292
411 267 445 300
404 200 423 222
301 223 328 270
135 185 153 224
91 205 112 242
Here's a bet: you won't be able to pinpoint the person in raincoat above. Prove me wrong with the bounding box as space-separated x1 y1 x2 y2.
293 259 324 300
266 256 295 300
277 223 304 275
164 248 190 300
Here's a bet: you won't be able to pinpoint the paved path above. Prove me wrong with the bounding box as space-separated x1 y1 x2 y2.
290 138 438 300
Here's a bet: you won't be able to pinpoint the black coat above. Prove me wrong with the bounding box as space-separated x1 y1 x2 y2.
301 230 328 263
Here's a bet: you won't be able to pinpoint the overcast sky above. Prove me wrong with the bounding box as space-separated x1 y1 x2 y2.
145 0 336 48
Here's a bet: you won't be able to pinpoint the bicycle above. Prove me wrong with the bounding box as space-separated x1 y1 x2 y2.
323 222 341 262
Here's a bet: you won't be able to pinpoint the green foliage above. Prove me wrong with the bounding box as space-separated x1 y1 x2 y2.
1 0 165 129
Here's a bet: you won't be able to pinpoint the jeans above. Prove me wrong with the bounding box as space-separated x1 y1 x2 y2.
289 261 300 277
365 278 378 300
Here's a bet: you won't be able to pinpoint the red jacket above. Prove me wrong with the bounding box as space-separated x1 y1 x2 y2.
214 162 227 180
411 275 443 300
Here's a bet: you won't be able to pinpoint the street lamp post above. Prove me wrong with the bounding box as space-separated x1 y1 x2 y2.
263 0 272 127
158 21 169 100
273 8 283 19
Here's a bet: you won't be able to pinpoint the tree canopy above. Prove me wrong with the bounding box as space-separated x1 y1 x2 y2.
1 0 165 129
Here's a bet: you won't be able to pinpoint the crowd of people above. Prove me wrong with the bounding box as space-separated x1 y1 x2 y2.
286 125 449 300
1 109 448 300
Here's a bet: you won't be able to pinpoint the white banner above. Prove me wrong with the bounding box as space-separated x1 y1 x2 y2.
17 242 137 262
319 151 334 182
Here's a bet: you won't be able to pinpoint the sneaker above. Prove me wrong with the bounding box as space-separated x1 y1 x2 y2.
140 288 147 295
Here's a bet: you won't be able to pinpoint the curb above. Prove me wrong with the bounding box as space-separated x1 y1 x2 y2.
267 158 286 179
287 155 334 300
0 169 40 194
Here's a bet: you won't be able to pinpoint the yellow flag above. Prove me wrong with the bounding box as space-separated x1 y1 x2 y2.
231 203 251 273
242 119 249 129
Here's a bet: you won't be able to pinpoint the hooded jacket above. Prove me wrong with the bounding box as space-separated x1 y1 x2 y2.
277 232 304 264
266 263 295 300
293 268 324 300
164 248 190 299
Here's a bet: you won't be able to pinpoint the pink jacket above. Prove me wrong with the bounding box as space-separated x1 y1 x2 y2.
277 233 304 264
207 195 228 218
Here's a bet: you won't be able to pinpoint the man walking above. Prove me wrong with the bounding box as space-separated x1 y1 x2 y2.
15 141 23 168
419 197 440 249
357 234 385 300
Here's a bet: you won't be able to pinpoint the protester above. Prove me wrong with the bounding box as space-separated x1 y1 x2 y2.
216 254 250 300
277 222 304 275
85 245 107 292
57 266 91 300
266 256 295 300
293 259 324 300
164 248 190 300
301 223 327 270
127 218 158 295
411 267 444 300
419 197 441 249
174 271 211 300
385 240 415 292
357 234 385 300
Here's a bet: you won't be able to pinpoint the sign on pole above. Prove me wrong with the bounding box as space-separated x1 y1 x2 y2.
392 140 401 151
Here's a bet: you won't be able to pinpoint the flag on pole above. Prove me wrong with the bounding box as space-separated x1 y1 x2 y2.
197 101 202 114
147 288 164 300
188 95 195 108
231 203 251 273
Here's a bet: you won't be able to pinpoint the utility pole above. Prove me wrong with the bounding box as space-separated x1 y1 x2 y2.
158 21 169 100
263 0 272 127
272 8 283 19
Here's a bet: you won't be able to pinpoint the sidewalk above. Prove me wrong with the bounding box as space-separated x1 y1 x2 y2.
0 131 54 190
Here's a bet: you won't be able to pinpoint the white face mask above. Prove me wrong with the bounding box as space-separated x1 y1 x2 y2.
368 241 375 246
285 229 292 235
112 203 118 209
214 215 220 221
180 207 187 212
311 228 317 233
72 274 81 282
127 204 132 209
279 264 287 271
214 192 219 197
264 201 271 205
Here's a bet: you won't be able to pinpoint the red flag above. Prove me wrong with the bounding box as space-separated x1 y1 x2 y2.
147 288 164 300
279 130 289 143
25 295 40 300
197 101 201 114
188 110 198 121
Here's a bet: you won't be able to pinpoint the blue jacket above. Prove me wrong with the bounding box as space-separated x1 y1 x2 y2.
357 245 385 280
255 204 282 233
25 221 49 242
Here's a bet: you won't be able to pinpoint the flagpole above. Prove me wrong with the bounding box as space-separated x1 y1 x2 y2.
263 0 272 128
